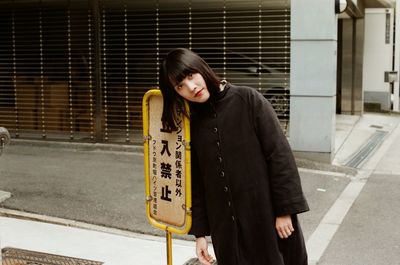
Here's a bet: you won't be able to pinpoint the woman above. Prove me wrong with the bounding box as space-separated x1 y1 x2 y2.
159 48 309 265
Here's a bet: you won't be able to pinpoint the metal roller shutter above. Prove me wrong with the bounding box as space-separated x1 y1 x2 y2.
0 0 290 144
100 0 158 143
0 0 95 141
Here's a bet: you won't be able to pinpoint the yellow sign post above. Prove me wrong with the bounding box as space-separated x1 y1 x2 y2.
142 89 192 265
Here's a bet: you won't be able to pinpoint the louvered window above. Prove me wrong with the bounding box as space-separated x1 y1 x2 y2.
0 0 290 144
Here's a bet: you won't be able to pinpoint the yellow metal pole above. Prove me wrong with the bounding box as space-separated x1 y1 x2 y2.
166 230 173 265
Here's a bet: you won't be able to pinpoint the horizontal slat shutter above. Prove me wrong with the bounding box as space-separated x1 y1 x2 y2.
100 0 157 143
0 0 290 143
100 0 290 141
0 0 95 141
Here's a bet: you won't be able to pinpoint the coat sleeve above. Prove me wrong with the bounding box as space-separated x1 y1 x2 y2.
250 90 309 217
188 147 210 237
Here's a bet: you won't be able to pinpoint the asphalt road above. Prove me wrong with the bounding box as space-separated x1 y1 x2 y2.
319 172 400 265
0 143 351 242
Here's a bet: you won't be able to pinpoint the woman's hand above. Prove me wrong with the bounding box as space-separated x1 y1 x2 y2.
195 237 215 265
276 215 294 239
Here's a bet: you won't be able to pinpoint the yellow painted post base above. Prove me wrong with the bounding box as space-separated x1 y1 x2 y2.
166 231 172 265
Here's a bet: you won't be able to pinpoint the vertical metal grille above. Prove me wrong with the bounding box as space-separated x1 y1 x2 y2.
12 9 18 137
0 9 16 134
39 6 44 138
101 3 108 141
0 0 290 144
88 9 95 141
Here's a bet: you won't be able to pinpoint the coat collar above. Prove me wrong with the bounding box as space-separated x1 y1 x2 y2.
190 81 231 115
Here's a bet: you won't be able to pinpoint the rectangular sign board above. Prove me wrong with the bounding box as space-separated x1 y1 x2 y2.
142 89 192 234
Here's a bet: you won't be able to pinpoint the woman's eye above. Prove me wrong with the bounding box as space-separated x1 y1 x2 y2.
188 73 193 78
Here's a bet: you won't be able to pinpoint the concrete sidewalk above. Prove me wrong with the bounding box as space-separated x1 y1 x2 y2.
0 214 206 265
1 113 400 264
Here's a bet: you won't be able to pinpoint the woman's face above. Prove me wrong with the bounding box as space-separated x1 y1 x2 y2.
174 73 210 103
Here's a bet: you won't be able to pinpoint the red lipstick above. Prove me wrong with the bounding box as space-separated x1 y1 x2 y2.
195 89 204 97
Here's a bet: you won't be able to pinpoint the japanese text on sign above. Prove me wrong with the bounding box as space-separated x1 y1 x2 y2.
147 96 187 227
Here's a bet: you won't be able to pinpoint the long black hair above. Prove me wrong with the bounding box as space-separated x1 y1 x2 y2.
159 48 220 131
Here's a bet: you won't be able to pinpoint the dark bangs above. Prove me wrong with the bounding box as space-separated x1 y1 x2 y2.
165 62 197 88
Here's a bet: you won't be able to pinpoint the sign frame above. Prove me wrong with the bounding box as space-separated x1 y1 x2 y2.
142 89 192 235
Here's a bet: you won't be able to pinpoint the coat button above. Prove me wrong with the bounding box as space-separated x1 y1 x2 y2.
228 201 231 207
218 156 223 163
220 171 225 177
213 127 218 133
223 186 228 192
231 216 235 222
213 113 217 118
216 141 220 147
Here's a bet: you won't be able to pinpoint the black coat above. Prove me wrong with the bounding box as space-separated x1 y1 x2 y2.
189 84 309 265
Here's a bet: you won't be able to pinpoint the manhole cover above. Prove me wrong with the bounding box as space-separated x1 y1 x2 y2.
1 247 103 265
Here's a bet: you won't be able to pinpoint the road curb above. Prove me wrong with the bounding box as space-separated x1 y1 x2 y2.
0 208 195 246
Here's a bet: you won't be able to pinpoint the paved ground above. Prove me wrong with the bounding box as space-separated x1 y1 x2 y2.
0 113 400 264
318 173 400 265
317 113 400 265
0 143 352 241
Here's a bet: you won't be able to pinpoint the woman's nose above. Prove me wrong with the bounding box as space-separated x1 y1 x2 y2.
187 81 197 91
